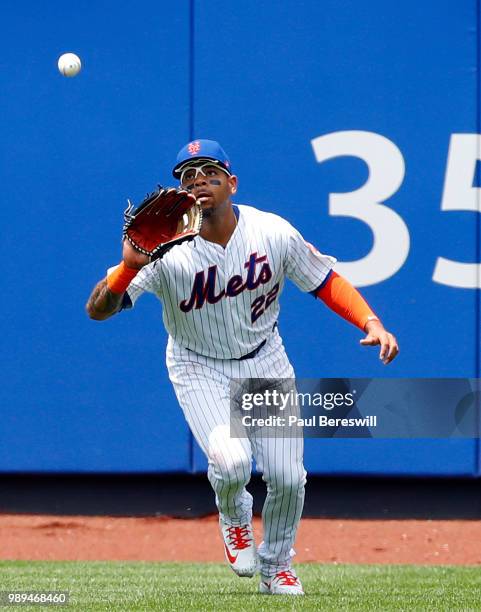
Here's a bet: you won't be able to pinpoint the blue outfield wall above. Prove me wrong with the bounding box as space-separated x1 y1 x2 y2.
0 0 479 475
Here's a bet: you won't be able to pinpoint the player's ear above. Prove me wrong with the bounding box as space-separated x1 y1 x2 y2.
228 175 238 195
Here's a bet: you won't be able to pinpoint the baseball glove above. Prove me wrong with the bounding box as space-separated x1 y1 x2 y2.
123 186 202 261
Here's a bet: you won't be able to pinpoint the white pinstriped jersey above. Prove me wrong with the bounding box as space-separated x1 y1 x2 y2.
122 204 336 359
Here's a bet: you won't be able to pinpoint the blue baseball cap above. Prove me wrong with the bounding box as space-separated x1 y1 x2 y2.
172 139 232 178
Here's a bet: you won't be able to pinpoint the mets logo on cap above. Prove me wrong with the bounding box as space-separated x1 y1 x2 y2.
188 141 201 155
173 139 232 178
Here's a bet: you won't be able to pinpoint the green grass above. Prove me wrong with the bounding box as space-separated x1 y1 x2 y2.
0 562 480 611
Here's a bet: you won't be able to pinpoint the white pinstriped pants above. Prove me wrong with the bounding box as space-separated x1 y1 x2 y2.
166 328 306 577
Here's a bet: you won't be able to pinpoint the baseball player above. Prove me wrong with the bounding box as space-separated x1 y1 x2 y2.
86 139 398 596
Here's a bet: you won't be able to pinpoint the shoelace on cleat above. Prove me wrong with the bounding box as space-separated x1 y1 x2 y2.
276 570 299 586
226 525 251 550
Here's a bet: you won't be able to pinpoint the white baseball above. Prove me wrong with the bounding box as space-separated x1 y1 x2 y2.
58 53 82 77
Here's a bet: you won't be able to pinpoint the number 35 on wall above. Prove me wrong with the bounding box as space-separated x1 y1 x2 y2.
311 131 481 289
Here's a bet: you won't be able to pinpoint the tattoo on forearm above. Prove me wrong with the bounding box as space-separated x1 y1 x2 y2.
86 278 123 317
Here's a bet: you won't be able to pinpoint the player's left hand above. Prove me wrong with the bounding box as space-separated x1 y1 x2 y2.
360 320 399 365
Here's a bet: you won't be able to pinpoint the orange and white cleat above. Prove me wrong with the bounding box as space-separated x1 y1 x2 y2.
219 519 258 577
259 569 305 595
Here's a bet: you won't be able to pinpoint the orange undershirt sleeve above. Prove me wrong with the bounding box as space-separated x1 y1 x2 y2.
316 271 378 331
106 261 139 295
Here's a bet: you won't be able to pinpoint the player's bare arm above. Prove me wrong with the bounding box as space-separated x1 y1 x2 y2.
85 241 149 321
85 278 123 320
